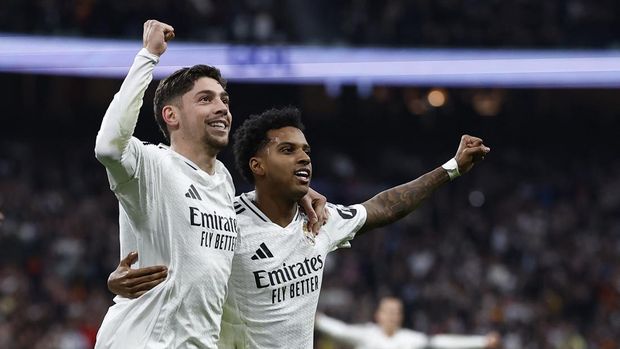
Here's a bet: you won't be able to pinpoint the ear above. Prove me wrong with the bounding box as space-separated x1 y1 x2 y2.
249 157 265 177
162 105 179 128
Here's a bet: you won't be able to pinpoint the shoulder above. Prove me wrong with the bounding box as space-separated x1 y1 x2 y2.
326 202 366 221
234 193 267 226
396 328 427 341
130 139 169 157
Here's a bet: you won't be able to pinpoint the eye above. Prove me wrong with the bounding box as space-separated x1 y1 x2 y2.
222 97 230 105
280 147 293 154
199 95 212 103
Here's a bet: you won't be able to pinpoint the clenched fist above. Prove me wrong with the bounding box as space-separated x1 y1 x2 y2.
143 19 175 57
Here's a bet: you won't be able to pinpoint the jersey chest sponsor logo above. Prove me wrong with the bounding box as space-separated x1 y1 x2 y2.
251 253 324 304
189 206 237 252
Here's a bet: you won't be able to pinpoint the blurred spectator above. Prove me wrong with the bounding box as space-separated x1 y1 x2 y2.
0 0 618 47
1 86 620 348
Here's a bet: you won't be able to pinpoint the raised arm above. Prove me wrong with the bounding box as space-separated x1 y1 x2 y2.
358 135 490 235
94 20 174 174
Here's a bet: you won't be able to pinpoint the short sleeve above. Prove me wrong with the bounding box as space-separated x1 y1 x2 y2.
321 203 367 252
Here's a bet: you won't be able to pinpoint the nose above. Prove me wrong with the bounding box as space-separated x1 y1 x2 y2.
213 97 228 116
298 151 311 165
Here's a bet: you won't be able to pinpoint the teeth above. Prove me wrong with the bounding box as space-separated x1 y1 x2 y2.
208 121 226 129
295 170 309 177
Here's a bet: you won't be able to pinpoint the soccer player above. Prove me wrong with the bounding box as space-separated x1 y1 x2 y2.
94 21 325 348
94 19 236 348
316 297 501 349
108 106 490 348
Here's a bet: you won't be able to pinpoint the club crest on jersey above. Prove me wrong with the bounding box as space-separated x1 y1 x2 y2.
303 221 316 245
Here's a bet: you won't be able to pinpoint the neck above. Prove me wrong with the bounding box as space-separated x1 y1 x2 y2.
171 140 219 174
254 185 298 228
381 326 398 337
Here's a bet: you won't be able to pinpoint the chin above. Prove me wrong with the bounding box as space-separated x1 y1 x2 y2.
206 136 229 150
295 186 310 198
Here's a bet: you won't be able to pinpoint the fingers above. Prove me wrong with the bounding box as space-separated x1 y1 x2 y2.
311 200 328 235
119 251 139 268
124 268 168 288
461 134 484 147
464 144 490 155
127 265 168 279
143 19 175 56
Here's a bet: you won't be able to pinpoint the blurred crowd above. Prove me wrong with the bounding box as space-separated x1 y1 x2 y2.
0 0 618 47
1 85 620 348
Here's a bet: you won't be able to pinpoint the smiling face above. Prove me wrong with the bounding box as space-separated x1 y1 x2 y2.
251 126 312 201
169 77 232 151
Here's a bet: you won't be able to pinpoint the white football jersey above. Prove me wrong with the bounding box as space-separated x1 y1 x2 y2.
219 192 367 349
95 49 237 349
315 314 489 349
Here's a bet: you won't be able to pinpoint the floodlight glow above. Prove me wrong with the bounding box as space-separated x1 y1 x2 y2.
1 33 620 87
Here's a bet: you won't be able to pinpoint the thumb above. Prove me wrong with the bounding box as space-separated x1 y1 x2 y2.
120 251 139 267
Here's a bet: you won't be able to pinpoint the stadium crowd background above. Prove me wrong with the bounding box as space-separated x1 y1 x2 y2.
0 0 619 47
1 1 620 349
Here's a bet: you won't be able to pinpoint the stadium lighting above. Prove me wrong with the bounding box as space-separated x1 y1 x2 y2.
2 33 620 87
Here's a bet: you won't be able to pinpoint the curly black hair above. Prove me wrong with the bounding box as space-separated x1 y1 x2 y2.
153 64 226 141
233 106 305 183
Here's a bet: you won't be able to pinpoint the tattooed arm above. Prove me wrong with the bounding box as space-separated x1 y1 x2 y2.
358 134 490 235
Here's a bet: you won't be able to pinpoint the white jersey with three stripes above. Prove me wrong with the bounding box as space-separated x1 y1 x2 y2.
218 192 367 349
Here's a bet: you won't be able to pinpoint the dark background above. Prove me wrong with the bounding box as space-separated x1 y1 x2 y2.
1 1 620 348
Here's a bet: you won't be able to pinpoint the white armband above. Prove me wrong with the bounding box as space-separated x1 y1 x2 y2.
441 158 460 180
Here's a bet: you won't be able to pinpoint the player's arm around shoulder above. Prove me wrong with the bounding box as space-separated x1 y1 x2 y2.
358 135 490 235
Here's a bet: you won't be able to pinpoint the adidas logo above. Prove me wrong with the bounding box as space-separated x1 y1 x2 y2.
185 184 202 200
251 243 274 260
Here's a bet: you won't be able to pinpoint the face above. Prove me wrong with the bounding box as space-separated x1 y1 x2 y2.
171 77 232 151
375 298 403 334
252 126 312 201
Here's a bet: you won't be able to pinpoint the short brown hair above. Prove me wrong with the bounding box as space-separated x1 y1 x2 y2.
153 65 226 141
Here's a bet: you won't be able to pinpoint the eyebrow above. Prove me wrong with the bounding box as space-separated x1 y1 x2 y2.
194 90 229 99
276 141 311 150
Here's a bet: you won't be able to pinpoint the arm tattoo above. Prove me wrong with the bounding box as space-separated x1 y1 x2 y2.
358 167 450 235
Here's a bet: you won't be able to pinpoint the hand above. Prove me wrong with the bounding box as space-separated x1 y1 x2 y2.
485 332 501 349
298 188 328 235
143 19 175 57
0 211 4 226
108 251 168 298
453 134 490 174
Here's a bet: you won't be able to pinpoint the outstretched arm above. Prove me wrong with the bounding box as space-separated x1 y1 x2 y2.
358 135 490 235
315 313 366 346
429 331 501 349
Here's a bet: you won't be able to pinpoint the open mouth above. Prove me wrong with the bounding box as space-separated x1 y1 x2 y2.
207 120 228 130
294 169 311 183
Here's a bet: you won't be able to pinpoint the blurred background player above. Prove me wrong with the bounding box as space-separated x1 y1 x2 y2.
316 296 500 349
